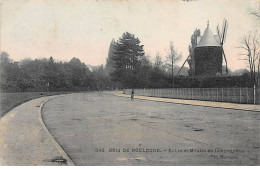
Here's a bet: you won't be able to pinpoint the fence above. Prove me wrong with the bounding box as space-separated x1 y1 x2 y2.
125 87 255 104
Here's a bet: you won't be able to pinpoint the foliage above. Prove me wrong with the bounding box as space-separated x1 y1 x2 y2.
165 42 182 87
105 39 116 75
171 74 254 88
110 32 145 88
0 52 113 92
187 29 201 75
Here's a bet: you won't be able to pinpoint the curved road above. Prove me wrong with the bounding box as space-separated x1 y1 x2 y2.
42 92 259 165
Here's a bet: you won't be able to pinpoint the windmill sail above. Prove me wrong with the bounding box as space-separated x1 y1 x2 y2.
217 18 228 74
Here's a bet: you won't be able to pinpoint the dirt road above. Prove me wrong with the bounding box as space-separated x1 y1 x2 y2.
42 92 259 165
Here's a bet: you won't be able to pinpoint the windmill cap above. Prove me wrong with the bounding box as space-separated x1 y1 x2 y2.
196 24 221 47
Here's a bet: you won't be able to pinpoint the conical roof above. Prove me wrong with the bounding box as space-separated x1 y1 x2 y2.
197 23 220 47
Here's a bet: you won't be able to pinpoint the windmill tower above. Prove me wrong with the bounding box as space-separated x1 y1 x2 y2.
216 18 228 75
194 21 223 76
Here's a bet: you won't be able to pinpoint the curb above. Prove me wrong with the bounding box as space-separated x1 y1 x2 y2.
114 93 260 112
38 95 75 166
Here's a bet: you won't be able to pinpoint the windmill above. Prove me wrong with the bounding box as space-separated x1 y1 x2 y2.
216 18 228 75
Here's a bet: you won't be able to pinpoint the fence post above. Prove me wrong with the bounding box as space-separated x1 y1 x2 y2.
227 89 229 102
254 85 256 105
212 88 213 101
216 88 218 102
203 88 205 100
200 88 202 100
189 88 190 100
246 87 249 104
240 87 242 103
191 88 193 100
222 88 223 102
208 89 210 101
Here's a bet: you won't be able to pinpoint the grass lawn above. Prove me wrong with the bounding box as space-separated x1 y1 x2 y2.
0 92 71 118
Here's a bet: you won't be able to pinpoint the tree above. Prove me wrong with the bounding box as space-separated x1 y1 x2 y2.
150 53 168 88
238 32 260 85
0 51 11 63
135 54 152 88
154 52 164 70
248 1 260 21
166 42 182 87
105 39 116 75
0 53 112 92
1 52 27 92
111 32 144 88
65 57 92 89
93 65 110 90
187 29 201 75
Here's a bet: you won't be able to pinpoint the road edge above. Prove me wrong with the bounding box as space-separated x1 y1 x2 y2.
114 93 260 112
38 95 75 166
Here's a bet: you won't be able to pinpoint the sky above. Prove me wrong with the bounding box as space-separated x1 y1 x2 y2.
0 0 259 71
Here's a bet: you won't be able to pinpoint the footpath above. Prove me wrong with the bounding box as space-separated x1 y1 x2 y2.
115 93 260 112
0 95 74 166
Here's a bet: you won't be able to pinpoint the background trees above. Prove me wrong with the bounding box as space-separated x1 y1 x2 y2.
165 42 182 87
0 52 109 92
150 53 168 88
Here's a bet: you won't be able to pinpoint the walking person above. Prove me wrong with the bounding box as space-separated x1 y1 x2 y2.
131 89 135 101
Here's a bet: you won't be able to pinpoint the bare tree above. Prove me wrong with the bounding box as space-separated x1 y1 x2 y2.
154 53 164 70
248 1 260 20
166 42 182 87
238 32 260 85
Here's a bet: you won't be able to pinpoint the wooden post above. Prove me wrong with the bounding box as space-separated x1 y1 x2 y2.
254 85 256 105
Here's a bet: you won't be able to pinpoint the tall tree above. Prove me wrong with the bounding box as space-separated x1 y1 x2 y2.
187 29 201 75
111 32 144 88
105 39 116 75
166 42 182 87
